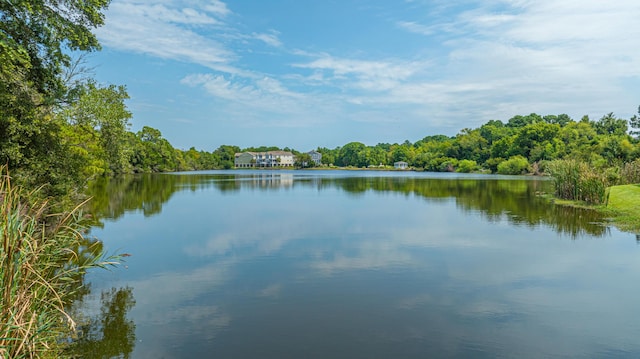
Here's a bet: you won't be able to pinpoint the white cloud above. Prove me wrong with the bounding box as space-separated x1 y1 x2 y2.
96 1 239 72
396 21 438 36
252 31 283 47
386 0 640 124
96 0 640 145
293 54 429 93
203 0 231 17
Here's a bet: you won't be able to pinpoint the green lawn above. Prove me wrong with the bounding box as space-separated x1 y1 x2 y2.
607 184 640 231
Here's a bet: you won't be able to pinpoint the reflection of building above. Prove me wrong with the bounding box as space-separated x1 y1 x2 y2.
308 150 322 165
394 161 408 169
243 173 294 187
235 151 295 167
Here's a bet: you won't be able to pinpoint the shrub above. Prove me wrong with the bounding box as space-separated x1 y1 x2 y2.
484 157 504 174
456 160 478 173
497 156 530 175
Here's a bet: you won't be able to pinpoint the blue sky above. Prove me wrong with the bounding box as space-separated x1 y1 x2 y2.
88 0 640 151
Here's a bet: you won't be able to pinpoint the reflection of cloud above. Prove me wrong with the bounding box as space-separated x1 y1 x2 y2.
396 293 433 310
257 283 282 298
124 259 236 350
310 251 414 275
131 262 232 309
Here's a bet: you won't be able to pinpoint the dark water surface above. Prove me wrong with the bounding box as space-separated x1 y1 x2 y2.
74 170 640 358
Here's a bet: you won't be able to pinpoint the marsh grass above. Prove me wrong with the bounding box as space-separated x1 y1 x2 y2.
621 159 640 185
546 159 609 204
0 169 118 358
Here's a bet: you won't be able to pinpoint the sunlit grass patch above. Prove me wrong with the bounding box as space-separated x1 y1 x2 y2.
606 184 640 231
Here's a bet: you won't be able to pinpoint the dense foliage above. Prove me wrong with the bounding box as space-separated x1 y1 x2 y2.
309 111 640 172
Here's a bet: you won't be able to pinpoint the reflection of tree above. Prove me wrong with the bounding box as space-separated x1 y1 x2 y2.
67 287 136 359
86 173 609 237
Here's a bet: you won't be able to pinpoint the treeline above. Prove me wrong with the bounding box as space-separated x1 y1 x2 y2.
309 111 640 174
224 110 640 177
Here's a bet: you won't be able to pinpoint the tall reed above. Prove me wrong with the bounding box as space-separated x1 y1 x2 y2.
0 169 117 358
621 159 640 185
546 159 608 204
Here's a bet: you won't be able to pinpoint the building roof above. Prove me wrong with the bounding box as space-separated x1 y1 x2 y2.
235 151 293 157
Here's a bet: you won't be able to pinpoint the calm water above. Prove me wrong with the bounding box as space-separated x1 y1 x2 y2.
72 170 640 358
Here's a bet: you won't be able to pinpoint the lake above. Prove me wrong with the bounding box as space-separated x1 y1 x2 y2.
72 170 640 358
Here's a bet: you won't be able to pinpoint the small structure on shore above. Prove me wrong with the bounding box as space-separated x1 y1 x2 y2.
394 161 408 170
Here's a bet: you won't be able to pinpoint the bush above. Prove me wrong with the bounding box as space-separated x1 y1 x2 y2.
484 157 504 174
456 159 478 173
497 156 530 175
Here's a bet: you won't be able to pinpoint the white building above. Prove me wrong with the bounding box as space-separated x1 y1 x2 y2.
235 151 295 168
394 161 408 170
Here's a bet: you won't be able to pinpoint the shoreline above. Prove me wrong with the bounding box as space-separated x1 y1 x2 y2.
550 184 640 233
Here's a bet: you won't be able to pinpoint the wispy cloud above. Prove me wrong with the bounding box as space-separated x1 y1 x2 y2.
389 0 640 123
96 0 238 72
252 31 283 47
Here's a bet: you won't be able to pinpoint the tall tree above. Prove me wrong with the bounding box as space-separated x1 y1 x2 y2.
592 112 628 136
0 0 111 191
61 82 132 175
629 106 640 138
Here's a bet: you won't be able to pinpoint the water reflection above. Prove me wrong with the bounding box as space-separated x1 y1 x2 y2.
68 287 136 358
80 171 640 358
87 171 607 237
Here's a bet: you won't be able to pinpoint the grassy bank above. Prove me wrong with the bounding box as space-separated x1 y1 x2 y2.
605 184 640 231
545 159 640 232
0 170 118 358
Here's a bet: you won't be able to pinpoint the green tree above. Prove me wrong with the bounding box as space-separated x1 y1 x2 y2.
511 122 561 161
337 142 366 167
629 106 640 139
479 120 509 145
544 114 573 126
295 152 313 168
592 112 628 136
214 145 241 169
390 144 414 164
61 82 132 174
0 0 111 191
132 126 179 172
447 128 489 162
506 113 543 128
558 121 598 160
317 147 337 165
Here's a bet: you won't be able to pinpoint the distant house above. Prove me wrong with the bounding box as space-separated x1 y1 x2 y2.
235 152 255 168
234 151 295 168
308 150 322 165
394 161 408 170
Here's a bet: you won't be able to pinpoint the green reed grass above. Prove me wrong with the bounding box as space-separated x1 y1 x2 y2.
546 159 608 204
1 169 118 358
620 159 640 185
